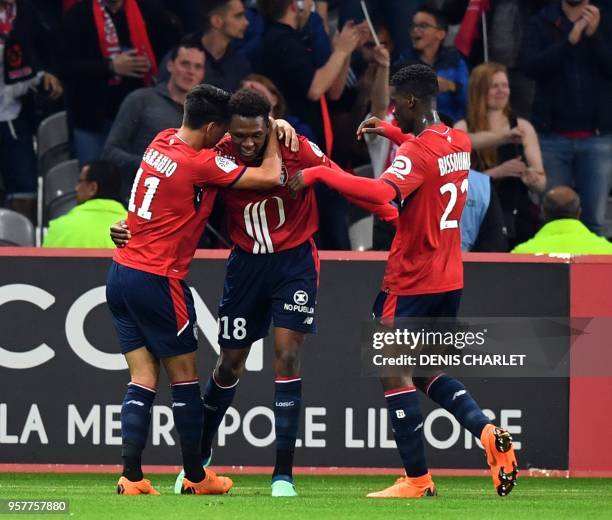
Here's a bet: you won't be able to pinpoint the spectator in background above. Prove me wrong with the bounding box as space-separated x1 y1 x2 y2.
520 0 612 237
337 0 420 62
62 0 178 165
455 62 546 250
241 73 315 140
257 0 359 152
103 42 205 199
460 169 508 252
512 186 612 254
43 160 126 248
159 0 251 92
488 0 554 118
361 22 394 178
396 6 468 123
0 0 62 222
257 0 360 250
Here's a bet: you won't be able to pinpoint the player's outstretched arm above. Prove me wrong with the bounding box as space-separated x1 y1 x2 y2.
110 220 131 248
233 121 283 190
356 117 411 146
326 162 398 224
289 165 396 205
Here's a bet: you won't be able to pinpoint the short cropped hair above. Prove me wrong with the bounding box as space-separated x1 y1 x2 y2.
391 64 439 102
202 0 234 33
85 160 122 201
228 88 271 120
257 0 292 21
169 39 205 61
183 84 231 129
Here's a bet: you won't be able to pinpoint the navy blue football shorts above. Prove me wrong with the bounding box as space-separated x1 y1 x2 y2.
217 239 319 349
106 261 198 358
372 289 462 322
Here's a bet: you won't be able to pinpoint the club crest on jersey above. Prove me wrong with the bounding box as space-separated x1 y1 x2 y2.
308 140 324 157
280 164 289 186
387 155 412 180
215 155 239 173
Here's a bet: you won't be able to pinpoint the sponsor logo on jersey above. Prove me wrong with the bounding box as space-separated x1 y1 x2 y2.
438 151 470 176
308 140 324 157
303 316 314 325
283 303 315 314
215 155 239 173
386 155 412 180
293 290 309 305
142 147 178 177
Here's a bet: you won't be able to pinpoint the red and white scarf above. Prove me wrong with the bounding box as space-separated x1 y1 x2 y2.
0 2 16 40
92 0 158 85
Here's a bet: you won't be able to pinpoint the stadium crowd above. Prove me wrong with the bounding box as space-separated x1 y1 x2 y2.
0 0 611 253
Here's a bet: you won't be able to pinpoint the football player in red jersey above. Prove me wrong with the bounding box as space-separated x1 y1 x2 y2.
107 84 285 496
290 64 518 498
196 89 397 497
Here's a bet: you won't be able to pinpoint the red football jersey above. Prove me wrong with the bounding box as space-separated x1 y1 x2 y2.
380 124 472 295
215 135 331 254
114 129 245 279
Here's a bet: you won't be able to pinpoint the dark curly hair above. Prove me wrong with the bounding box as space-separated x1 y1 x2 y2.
183 84 231 129
391 64 439 102
228 88 272 121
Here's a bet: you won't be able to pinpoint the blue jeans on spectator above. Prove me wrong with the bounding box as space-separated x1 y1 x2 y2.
339 0 419 61
73 123 111 166
0 110 37 200
541 133 612 236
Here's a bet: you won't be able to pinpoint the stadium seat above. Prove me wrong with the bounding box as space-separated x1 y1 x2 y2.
36 112 72 244
43 159 79 227
349 215 374 251
0 208 35 246
37 111 70 176
348 164 375 250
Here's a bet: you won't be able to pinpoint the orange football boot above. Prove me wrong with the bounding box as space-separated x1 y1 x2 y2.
481 424 518 497
367 473 437 498
181 469 233 495
116 476 160 495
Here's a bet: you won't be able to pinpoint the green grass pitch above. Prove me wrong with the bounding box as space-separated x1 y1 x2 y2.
1 473 611 519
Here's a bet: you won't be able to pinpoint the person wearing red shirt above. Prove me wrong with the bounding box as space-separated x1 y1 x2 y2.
106 84 283 496
290 64 518 499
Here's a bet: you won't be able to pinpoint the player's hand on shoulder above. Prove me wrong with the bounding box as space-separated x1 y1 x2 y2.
275 119 300 153
356 116 385 140
110 220 131 248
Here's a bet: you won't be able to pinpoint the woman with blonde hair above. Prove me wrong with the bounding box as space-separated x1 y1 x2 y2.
456 62 546 248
